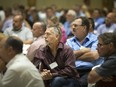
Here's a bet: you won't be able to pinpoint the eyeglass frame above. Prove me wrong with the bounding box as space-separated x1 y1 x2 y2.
70 24 85 32
97 43 110 48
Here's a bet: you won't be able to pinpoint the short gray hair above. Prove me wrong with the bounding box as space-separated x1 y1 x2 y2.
48 25 62 40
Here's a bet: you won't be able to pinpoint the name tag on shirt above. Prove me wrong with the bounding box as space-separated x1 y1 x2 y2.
49 62 58 69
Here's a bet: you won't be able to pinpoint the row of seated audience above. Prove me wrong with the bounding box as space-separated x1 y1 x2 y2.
1 4 116 37
0 4 116 87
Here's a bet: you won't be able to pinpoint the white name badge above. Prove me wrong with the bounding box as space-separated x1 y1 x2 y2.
49 62 58 69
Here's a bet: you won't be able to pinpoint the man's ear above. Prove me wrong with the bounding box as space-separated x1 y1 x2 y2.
7 46 14 55
109 42 114 49
82 25 87 33
90 24 92 29
56 34 59 39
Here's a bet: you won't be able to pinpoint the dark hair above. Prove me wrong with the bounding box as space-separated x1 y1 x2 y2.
78 17 90 32
5 36 23 53
88 18 95 29
93 8 102 16
98 33 116 48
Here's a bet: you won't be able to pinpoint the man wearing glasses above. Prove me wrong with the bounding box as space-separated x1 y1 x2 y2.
88 32 116 87
66 17 103 87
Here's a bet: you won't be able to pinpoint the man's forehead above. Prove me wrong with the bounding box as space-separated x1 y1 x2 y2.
72 18 82 25
46 27 54 33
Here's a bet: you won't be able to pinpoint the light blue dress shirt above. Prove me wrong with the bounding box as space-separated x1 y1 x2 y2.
66 33 103 69
96 23 116 36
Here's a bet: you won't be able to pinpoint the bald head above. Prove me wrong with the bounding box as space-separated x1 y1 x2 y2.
32 22 46 37
106 12 115 24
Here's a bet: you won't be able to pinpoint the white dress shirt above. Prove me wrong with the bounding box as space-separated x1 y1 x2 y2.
0 53 44 87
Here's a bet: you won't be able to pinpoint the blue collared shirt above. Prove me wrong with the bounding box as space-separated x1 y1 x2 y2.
66 33 103 69
96 23 116 36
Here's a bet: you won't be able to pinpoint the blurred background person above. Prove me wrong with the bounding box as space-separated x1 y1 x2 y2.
47 16 67 43
27 22 46 60
64 9 76 38
4 14 33 44
96 12 116 36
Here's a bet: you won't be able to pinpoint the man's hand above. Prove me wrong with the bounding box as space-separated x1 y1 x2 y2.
41 69 52 80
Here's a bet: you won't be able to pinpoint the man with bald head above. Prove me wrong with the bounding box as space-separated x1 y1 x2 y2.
4 14 33 44
27 22 46 60
96 12 116 35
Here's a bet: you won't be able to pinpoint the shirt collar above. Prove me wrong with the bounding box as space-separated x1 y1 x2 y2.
12 27 23 32
86 33 91 41
36 35 45 41
73 33 90 42
46 42 64 51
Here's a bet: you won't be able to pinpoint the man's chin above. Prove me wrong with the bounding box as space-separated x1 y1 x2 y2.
13 28 19 31
46 42 50 46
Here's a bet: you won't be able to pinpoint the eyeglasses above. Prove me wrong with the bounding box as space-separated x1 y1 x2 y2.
97 43 104 48
70 24 82 29
97 43 108 48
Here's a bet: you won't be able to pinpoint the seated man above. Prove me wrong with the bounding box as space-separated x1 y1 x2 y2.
32 26 80 87
88 32 116 87
66 17 103 87
0 36 44 87
4 14 33 44
27 22 46 60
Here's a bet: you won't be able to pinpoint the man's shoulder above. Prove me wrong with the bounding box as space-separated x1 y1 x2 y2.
62 44 73 53
32 37 45 46
88 33 98 41
4 27 13 32
9 55 34 69
21 26 30 30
